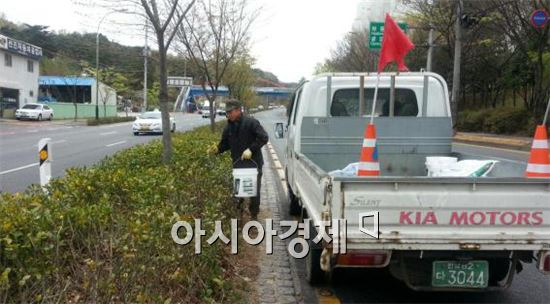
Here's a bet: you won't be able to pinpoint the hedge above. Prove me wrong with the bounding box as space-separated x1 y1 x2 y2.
456 107 538 135
0 123 246 303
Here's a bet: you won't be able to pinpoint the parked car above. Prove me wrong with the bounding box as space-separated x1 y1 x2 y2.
217 109 226 116
15 103 54 121
132 110 175 135
202 109 211 118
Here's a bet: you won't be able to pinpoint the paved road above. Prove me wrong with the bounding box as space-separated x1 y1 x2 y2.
0 113 222 193
254 109 550 304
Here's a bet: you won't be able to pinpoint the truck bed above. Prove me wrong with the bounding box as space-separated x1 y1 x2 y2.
294 116 550 251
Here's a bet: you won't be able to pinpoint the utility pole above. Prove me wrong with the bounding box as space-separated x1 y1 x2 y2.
451 0 463 125
143 20 149 112
426 28 434 72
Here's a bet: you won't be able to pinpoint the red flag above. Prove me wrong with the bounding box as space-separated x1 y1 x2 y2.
378 14 415 73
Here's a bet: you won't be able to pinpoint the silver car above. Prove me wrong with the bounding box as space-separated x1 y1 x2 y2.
132 111 176 135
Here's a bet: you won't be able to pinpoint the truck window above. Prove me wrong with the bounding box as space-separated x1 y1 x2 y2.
331 88 418 117
292 89 303 125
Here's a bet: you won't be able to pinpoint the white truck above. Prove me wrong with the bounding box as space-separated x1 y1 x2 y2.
275 72 550 291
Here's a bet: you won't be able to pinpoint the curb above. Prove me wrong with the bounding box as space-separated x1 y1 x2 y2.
454 133 534 151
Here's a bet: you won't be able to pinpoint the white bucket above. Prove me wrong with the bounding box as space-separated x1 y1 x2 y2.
232 167 258 197
425 156 458 177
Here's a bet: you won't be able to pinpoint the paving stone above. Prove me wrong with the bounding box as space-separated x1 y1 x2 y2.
253 148 301 303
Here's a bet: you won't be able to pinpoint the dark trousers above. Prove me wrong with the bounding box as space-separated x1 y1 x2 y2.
239 170 262 217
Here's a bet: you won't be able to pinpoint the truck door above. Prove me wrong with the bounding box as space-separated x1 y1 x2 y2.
286 87 303 189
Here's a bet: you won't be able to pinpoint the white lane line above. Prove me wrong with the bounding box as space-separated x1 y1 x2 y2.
0 163 38 175
32 139 67 147
27 130 39 133
106 141 126 147
100 131 118 136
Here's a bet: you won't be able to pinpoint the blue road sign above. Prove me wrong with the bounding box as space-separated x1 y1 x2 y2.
531 9 549 28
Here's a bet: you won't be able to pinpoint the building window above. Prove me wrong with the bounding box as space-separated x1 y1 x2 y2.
4 54 12 67
29 90 34 97
27 60 34 73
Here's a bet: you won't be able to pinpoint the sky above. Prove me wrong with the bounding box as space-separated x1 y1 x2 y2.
0 0 359 83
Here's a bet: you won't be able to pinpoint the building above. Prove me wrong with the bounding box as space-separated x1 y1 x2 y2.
0 34 42 118
352 0 400 32
38 76 117 119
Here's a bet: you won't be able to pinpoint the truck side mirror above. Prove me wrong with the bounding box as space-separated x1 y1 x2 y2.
275 122 285 139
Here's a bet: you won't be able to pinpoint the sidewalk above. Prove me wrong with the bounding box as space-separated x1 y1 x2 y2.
253 147 303 304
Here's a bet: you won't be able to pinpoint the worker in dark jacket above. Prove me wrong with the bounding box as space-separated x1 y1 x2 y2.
210 99 269 220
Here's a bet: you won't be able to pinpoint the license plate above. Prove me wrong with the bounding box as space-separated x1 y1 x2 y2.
432 260 488 288
140 127 150 131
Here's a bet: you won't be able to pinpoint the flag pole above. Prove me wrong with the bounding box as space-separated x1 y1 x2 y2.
543 97 550 127
370 73 381 125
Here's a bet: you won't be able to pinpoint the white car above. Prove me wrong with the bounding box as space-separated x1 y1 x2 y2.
202 109 211 118
132 111 176 135
15 103 54 121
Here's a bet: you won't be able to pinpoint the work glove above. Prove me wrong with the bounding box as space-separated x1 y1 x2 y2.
241 148 252 160
207 144 219 155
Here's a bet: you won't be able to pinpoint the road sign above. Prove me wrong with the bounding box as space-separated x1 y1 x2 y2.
531 9 549 29
167 76 193 87
369 21 409 49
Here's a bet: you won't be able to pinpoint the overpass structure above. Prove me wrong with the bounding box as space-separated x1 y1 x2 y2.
175 85 293 112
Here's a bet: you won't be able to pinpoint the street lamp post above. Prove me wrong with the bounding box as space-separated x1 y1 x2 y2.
95 10 126 120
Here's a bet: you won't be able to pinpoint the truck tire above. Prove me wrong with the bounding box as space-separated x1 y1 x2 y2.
306 221 326 285
288 182 301 216
306 238 325 285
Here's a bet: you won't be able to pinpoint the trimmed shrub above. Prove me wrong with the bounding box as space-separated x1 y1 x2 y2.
483 107 533 135
456 109 490 132
0 123 246 303
457 107 537 135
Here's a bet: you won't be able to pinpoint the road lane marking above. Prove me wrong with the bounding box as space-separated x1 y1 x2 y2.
33 140 67 147
100 131 118 136
0 163 38 175
106 141 126 147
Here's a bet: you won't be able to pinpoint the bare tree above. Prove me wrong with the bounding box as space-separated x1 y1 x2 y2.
176 0 258 132
89 0 196 163
318 31 379 73
99 85 113 117
139 0 196 163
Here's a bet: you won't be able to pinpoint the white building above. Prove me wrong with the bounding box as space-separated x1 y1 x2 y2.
352 0 401 32
0 34 42 118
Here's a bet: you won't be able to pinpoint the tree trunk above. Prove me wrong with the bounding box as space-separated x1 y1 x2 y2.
158 35 172 164
209 96 216 132
513 87 516 107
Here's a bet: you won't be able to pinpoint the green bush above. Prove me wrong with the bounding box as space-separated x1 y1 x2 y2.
456 109 490 132
87 116 136 126
457 107 537 135
483 107 533 135
0 123 245 303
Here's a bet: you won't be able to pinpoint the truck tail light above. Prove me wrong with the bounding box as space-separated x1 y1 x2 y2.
539 251 550 274
336 250 391 267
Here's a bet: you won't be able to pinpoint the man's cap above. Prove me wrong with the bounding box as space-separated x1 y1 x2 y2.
225 99 242 112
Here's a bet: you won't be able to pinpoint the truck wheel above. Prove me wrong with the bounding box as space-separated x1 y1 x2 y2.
288 182 301 216
306 237 325 285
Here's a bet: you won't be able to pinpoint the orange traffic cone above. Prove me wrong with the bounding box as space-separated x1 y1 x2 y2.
358 123 380 176
525 125 550 178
